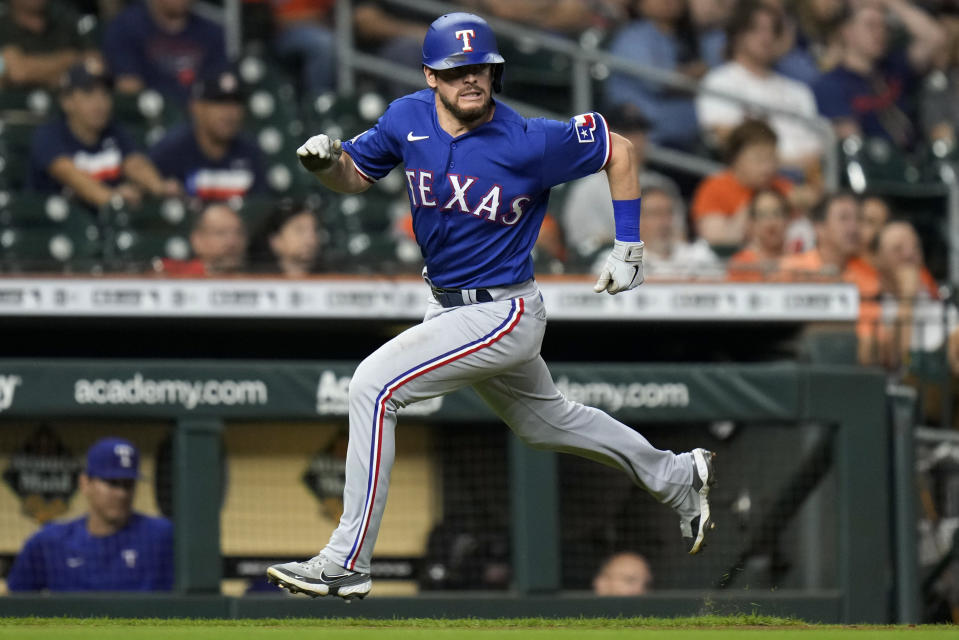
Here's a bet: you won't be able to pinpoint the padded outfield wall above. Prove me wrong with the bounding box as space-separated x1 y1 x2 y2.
0 359 897 623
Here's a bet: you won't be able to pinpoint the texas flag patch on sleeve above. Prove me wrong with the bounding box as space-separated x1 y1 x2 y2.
574 113 597 143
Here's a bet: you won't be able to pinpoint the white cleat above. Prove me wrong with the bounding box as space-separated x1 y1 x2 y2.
681 448 716 555
266 554 372 601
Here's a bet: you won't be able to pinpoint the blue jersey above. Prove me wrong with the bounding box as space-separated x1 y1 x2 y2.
342 90 611 289
27 117 139 194
6 513 174 591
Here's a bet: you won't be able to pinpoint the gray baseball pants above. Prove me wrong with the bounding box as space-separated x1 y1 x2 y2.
323 279 695 572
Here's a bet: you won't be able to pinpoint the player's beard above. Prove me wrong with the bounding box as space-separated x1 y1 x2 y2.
438 91 494 126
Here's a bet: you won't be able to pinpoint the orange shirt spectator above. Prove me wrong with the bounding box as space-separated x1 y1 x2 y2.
777 193 880 361
691 170 793 224
690 119 795 249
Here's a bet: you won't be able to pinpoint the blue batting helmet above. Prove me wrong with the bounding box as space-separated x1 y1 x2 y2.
422 13 505 92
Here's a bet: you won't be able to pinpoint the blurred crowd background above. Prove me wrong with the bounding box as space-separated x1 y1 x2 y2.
3 0 959 373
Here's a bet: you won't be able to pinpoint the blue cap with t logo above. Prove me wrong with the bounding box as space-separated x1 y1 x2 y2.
85 437 140 480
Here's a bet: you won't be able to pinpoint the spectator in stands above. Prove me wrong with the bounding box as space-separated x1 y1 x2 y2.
688 0 735 68
690 118 795 249
790 0 845 81
270 0 337 99
778 192 881 362
779 192 874 283
249 197 324 275
812 0 946 149
696 1 824 178
859 194 892 268
868 220 941 370
727 188 789 282
561 104 680 260
593 551 653 596
157 200 248 275
6 437 173 591
352 0 429 99
0 0 100 89
609 183 718 278
27 61 181 211
149 69 266 202
605 0 719 150
103 0 228 108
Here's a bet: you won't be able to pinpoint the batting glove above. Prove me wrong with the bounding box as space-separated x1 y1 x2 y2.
297 134 342 173
593 240 645 295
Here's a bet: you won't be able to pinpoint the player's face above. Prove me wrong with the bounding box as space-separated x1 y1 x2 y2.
82 474 135 530
426 64 494 124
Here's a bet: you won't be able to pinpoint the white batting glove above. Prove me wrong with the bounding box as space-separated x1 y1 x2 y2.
297 134 342 173
593 240 645 295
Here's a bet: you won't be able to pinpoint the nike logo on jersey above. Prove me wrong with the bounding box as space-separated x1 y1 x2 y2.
407 132 430 142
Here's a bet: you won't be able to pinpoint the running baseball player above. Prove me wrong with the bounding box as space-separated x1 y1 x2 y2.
267 12 715 601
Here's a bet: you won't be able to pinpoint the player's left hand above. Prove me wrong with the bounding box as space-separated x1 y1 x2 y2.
593 240 645 295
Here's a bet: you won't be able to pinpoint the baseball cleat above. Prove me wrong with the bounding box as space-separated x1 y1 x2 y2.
266 553 372 600
681 448 716 555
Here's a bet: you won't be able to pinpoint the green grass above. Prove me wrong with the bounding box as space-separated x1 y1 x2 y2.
0 617 955 639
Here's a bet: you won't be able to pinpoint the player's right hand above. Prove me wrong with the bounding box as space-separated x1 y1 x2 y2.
593 240 645 295
297 134 342 173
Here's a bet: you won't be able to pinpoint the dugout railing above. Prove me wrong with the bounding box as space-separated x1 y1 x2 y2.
0 359 913 623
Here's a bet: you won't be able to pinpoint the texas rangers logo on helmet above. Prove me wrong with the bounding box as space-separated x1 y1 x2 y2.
574 114 596 143
455 29 476 52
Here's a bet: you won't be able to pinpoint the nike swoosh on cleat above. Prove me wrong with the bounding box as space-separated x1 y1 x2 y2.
320 571 352 581
407 132 429 141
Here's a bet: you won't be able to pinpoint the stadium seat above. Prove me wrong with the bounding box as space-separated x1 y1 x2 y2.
838 135 925 196
0 193 102 272
113 89 179 128
305 91 387 139
0 120 40 191
0 225 101 273
105 197 191 232
0 192 97 231
107 228 191 272
0 88 54 118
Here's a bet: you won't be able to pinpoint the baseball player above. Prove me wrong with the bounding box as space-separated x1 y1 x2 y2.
267 12 715 601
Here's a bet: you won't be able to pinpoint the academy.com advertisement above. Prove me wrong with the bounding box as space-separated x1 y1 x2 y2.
73 373 269 410
0 361 800 420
